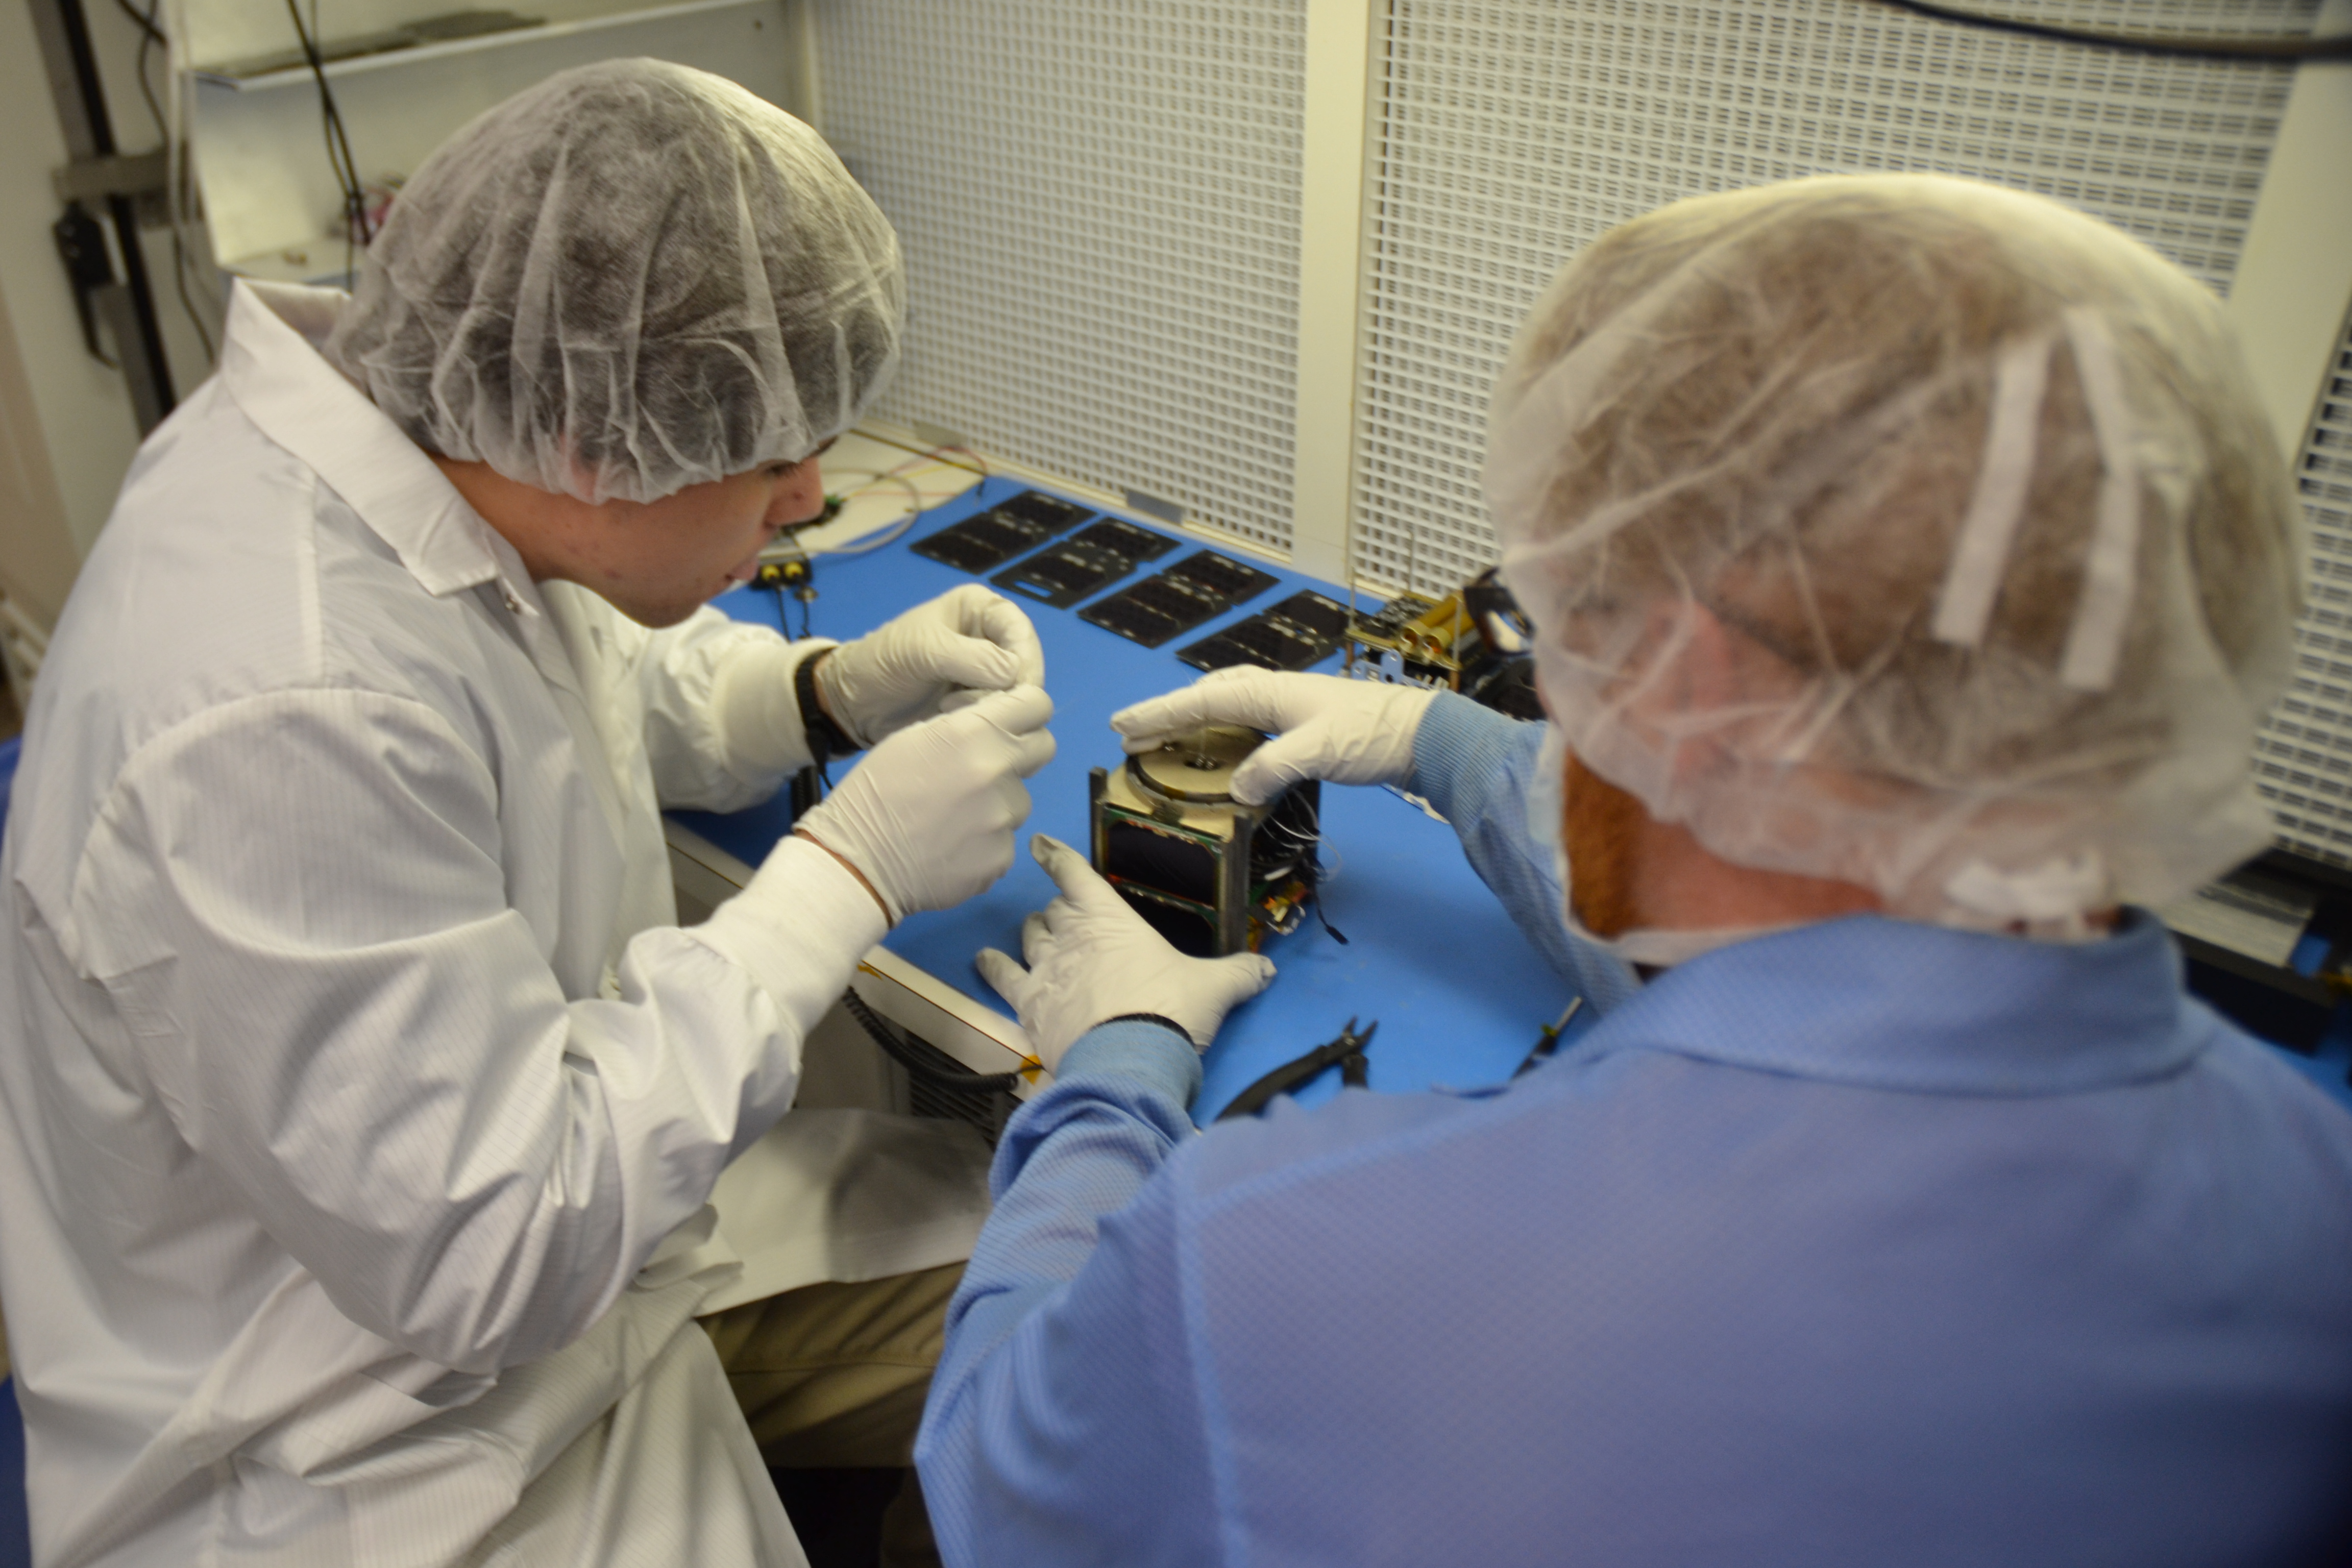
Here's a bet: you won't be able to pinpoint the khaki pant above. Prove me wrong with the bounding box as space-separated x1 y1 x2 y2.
701 1263 963 1566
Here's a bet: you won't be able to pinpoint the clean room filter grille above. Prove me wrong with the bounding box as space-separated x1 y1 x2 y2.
2254 308 2352 867
811 1 1307 555
1350 0 2315 596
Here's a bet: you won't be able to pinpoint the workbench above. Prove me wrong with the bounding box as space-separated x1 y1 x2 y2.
666 474 1581 1123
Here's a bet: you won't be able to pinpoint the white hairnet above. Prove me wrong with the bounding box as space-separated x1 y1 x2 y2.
328 58 903 504
1486 174 2303 934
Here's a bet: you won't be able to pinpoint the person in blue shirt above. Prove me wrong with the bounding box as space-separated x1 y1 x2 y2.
915 173 2352 1566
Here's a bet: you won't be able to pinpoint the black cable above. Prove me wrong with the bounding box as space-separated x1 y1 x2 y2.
1257 810 1348 944
282 0 371 277
117 0 164 161
839 987 1026 1092
167 211 215 361
301 0 362 201
111 0 162 47
1863 0 2351 62
116 0 214 361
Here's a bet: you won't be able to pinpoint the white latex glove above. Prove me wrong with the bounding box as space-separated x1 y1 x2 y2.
1110 667 1438 806
815 584 1046 747
795 685 1056 922
976 835 1276 1070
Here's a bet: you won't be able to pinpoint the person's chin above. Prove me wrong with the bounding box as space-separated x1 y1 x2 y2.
603 590 702 629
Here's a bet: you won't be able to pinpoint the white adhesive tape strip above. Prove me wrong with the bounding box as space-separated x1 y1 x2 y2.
1932 331 2055 647
2057 307 2142 692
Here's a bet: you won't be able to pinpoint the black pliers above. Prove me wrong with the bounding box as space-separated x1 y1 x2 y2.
1215 1019 1377 1122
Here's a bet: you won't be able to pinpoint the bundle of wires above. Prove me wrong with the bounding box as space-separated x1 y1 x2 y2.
114 0 217 361
280 0 374 278
812 443 993 558
110 0 384 363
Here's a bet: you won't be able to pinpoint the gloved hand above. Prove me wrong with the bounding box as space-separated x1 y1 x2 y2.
976 835 1275 1070
795 686 1056 922
1111 668 1438 806
815 584 1046 747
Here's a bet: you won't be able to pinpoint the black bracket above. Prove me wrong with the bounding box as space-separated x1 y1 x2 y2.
53 200 117 364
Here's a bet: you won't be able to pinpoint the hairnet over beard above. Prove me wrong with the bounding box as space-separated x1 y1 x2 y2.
1485 174 2302 934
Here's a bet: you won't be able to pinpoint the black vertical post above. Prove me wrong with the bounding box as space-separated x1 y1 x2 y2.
29 0 178 431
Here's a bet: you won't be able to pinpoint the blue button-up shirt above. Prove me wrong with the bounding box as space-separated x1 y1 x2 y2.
916 695 2352 1567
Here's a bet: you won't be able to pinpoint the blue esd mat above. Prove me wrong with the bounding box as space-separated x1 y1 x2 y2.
673 477 1586 1119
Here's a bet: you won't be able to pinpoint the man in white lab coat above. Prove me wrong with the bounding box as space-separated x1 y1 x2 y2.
0 60 1048 1567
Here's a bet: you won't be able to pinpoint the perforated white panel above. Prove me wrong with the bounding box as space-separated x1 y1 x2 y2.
811 1 1307 554
1351 0 2314 595
2256 309 2352 865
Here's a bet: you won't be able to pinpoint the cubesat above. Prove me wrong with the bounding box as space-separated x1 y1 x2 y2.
1089 725 1322 958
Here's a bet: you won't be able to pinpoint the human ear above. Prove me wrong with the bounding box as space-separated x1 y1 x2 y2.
1616 597 1754 796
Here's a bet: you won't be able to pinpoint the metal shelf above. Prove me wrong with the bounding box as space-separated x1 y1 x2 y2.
181 0 796 275
190 0 765 91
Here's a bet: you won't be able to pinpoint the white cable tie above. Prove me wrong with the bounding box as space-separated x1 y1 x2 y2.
1931 331 2055 647
2058 308 2143 692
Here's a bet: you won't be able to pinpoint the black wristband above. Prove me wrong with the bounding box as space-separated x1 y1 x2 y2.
1096 1012 1197 1048
794 648 863 765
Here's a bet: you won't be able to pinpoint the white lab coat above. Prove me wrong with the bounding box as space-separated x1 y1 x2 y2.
0 281 991 1567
